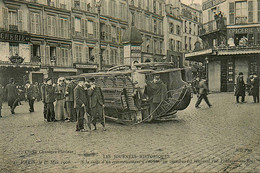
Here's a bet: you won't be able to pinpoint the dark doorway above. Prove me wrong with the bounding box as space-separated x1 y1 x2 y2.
221 60 228 92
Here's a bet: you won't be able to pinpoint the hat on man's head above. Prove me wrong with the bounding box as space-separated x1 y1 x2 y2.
9 78 14 83
88 77 95 82
66 77 73 81
77 77 85 82
26 80 30 84
253 72 257 76
239 72 243 75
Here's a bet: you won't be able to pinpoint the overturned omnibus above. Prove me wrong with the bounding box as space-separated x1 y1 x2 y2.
69 63 192 124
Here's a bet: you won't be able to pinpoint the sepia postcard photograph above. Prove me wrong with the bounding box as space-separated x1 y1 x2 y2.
0 0 259 172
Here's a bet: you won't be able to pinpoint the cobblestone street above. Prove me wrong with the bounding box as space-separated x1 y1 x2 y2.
0 92 259 173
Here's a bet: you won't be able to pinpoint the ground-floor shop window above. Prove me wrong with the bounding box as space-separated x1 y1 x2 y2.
9 43 19 56
249 60 258 75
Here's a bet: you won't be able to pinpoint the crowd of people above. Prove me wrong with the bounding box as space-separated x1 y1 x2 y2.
0 77 106 132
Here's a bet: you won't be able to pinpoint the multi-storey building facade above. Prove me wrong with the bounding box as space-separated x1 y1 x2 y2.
164 0 183 67
0 0 202 86
181 3 202 53
186 0 260 92
0 0 127 85
128 0 165 63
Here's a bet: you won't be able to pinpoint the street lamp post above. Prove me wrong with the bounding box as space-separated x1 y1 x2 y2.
96 0 103 71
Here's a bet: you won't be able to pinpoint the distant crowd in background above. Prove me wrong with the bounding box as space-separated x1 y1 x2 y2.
0 77 106 132
191 72 259 106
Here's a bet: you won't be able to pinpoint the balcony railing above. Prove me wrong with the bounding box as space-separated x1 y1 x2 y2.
200 17 226 35
9 25 18 31
235 16 247 24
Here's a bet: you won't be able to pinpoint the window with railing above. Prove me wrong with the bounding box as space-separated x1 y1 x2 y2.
235 1 247 24
74 0 80 9
9 43 19 56
9 11 18 31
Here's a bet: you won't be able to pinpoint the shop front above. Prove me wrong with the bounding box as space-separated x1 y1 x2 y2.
185 48 260 92
0 31 41 86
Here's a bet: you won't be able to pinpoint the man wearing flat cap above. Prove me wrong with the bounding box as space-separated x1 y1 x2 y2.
65 77 77 122
88 77 106 131
235 72 246 103
74 77 88 132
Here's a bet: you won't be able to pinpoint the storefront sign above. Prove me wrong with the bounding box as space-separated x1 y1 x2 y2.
185 49 213 58
228 27 260 34
75 64 98 69
0 32 30 42
202 0 226 10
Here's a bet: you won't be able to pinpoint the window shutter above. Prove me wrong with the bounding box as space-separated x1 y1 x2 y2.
85 19 88 38
36 13 40 34
18 10 23 32
56 46 60 66
3 7 8 30
40 44 45 65
57 18 61 37
93 22 97 39
46 45 50 65
81 18 85 37
229 2 235 24
86 46 89 62
72 16 75 36
109 25 111 41
248 1 254 23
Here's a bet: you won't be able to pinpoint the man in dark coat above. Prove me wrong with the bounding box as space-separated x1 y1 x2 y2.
65 78 77 122
41 79 47 121
44 78 56 122
195 78 212 108
235 72 246 103
74 77 88 132
0 84 4 118
88 77 105 131
146 74 167 119
25 81 37 112
5 78 18 114
251 73 259 103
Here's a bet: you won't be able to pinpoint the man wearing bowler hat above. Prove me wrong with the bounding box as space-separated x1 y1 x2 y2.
74 77 88 132
45 78 56 122
235 72 246 103
88 77 106 131
65 77 77 122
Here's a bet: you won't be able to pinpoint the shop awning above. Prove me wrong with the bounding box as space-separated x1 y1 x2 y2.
185 49 213 58
217 49 260 55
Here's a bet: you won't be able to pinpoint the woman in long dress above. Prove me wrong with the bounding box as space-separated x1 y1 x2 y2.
55 77 67 121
